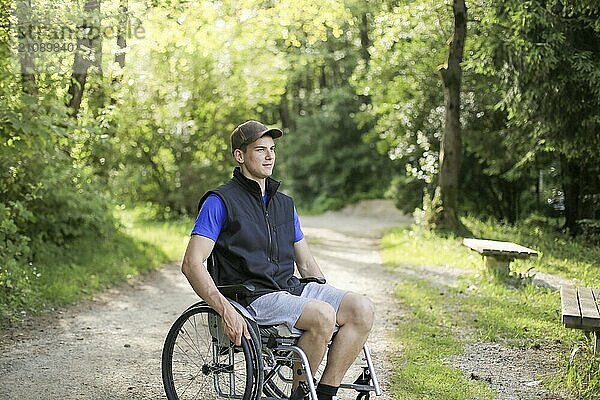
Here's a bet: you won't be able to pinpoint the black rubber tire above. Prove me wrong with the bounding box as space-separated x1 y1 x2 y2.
162 305 259 400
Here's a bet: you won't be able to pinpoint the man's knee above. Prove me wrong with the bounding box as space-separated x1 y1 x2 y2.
298 301 336 338
357 296 375 331
312 301 337 336
341 294 375 332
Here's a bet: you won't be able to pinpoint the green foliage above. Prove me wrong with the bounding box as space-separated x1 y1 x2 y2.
564 344 600 400
387 173 426 214
0 108 117 321
576 219 600 245
353 0 532 222
0 4 118 321
476 0 600 160
279 87 392 211
470 0 600 227
354 0 600 226
0 204 190 326
0 202 35 320
107 0 358 214
354 0 448 193
2 0 600 332
107 2 250 214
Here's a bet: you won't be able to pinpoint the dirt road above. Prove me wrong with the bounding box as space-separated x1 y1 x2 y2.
0 200 410 400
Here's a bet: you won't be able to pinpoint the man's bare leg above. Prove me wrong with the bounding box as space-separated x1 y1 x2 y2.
319 293 375 387
293 300 337 386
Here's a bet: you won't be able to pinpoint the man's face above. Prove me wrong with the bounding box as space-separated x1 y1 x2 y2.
237 135 276 180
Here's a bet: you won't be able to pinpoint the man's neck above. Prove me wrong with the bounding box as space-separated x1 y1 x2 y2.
240 168 266 196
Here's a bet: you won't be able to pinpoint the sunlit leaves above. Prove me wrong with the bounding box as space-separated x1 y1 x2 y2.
355 0 452 192
106 0 356 213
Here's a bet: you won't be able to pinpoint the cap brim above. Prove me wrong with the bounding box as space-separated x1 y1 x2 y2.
260 128 283 139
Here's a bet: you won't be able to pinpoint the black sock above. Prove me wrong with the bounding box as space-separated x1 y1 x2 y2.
316 383 339 400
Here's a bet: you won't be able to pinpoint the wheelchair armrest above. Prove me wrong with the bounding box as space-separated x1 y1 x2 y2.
299 276 326 285
217 283 256 299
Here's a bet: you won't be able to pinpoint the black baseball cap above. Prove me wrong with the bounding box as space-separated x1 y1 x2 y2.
230 120 283 153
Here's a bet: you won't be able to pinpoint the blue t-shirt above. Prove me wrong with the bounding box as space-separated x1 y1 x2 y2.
192 193 305 243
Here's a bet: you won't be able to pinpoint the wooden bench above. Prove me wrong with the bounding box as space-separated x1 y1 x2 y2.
463 238 538 279
561 286 600 352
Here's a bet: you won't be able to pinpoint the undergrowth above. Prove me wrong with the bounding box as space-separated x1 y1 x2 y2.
0 206 191 327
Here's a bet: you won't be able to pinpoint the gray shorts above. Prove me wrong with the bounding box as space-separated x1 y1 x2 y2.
246 283 348 335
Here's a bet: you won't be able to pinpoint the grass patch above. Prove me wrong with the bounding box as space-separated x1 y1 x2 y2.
391 278 494 400
32 230 169 305
382 216 599 399
118 206 192 261
381 225 481 270
2 207 191 325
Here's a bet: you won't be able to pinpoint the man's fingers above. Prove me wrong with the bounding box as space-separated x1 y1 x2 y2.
224 324 241 346
228 327 241 346
223 311 248 346
243 322 251 339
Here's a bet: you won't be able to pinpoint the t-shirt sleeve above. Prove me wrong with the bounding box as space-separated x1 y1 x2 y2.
191 194 227 241
293 206 304 243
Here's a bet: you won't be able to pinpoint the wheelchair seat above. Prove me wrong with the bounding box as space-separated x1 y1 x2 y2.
259 324 297 339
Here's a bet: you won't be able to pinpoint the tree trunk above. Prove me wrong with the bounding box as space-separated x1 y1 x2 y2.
426 0 467 232
108 0 127 108
15 0 38 96
357 11 372 106
279 86 292 130
114 0 127 69
359 12 371 63
66 0 102 116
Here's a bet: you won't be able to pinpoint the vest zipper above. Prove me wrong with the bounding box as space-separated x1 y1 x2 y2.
263 203 274 263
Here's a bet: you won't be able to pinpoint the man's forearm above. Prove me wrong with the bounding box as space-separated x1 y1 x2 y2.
297 260 325 279
182 260 232 316
294 238 325 278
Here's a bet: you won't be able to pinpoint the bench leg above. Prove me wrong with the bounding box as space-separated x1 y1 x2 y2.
484 256 511 280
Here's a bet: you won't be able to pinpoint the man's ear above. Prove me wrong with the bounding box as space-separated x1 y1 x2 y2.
233 148 244 164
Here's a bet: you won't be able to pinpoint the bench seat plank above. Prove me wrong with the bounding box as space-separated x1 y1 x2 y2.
463 238 538 259
580 287 600 329
561 286 582 328
561 287 600 354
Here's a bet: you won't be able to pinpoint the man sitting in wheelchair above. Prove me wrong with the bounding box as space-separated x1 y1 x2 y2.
181 121 376 400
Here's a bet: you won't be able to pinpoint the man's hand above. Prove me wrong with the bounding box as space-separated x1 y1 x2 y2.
221 306 251 346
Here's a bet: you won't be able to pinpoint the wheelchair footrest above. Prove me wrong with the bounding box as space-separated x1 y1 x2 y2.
340 383 375 392
339 367 376 396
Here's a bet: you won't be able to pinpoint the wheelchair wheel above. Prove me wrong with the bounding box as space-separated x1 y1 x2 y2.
262 350 294 398
162 305 261 400
262 349 324 399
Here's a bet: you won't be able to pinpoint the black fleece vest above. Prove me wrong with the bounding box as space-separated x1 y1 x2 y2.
198 167 304 306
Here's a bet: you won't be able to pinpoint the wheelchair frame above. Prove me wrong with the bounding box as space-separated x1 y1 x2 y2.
162 287 382 400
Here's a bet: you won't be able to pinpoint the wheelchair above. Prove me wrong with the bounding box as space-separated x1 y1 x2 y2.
161 278 382 400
